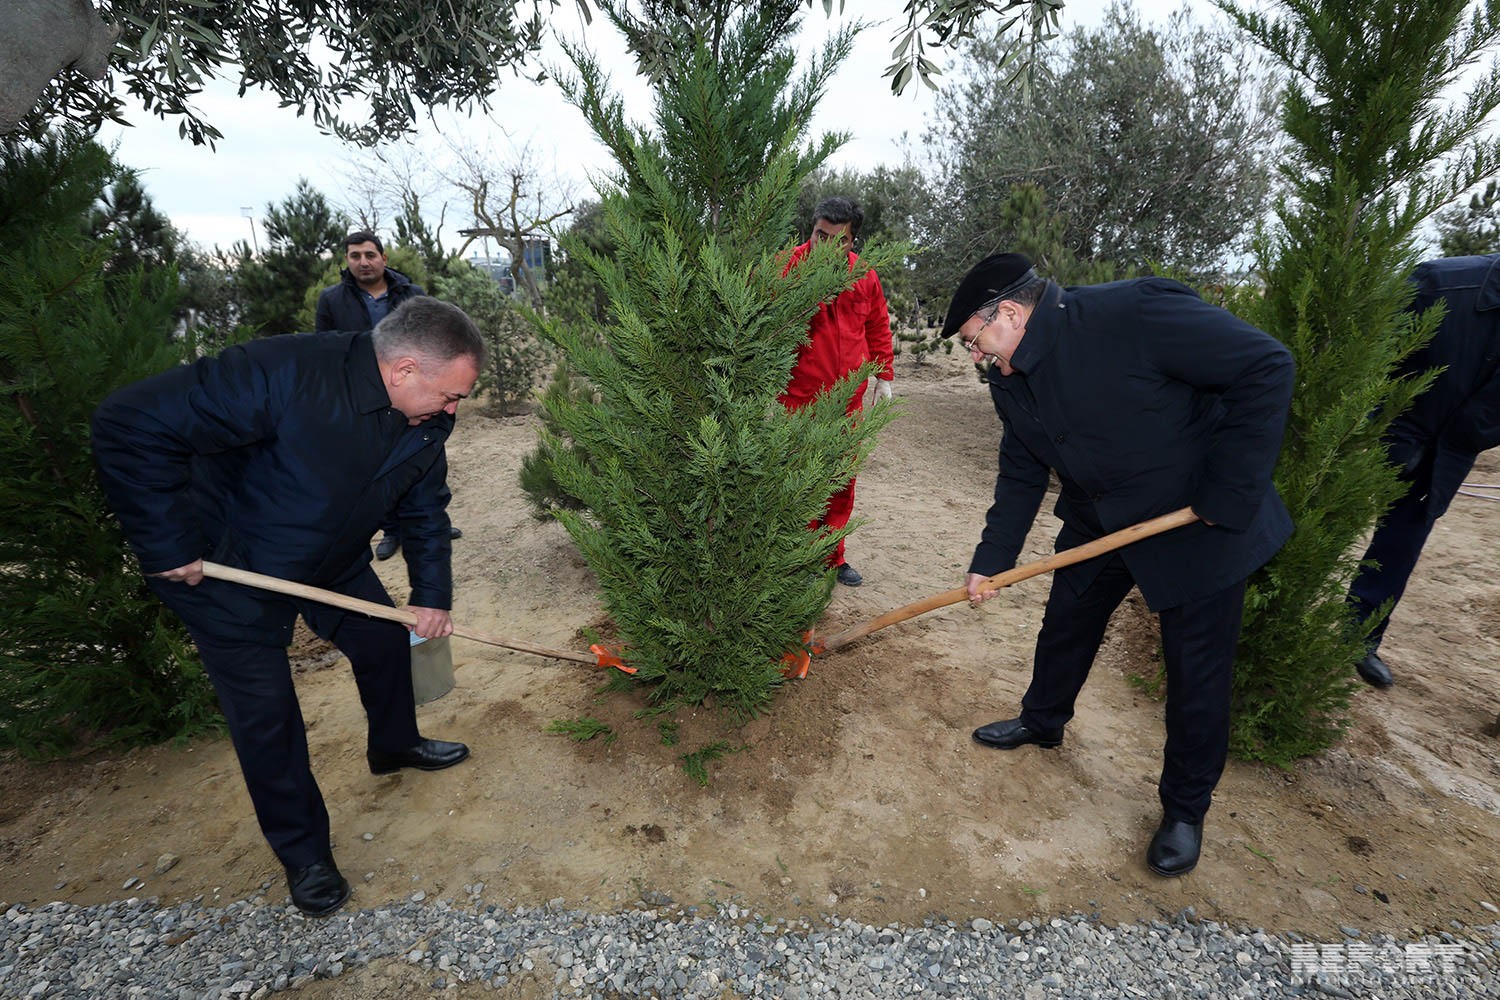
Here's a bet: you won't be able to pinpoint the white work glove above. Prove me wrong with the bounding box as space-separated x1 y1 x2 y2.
873 379 893 403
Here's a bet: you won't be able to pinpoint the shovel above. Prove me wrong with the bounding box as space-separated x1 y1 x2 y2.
199 561 597 665
816 506 1200 654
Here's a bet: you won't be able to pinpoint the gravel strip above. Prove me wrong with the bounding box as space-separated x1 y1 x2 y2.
2 893 1496 998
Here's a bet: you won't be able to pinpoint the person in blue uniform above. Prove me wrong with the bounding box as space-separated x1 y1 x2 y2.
92 298 484 917
1348 254 1500 688
942 253 1295 877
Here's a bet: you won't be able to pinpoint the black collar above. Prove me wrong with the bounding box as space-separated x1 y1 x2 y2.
1478 256 1500 311
1005 280 1065 376
347 332 393 415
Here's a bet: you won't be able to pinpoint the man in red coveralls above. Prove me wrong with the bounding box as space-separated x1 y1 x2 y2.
779 196 895 587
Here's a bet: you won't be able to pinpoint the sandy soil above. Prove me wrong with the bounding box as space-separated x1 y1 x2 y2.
3 359 1499 979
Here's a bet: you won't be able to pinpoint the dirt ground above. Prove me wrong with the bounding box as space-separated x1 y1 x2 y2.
4 359 1499 964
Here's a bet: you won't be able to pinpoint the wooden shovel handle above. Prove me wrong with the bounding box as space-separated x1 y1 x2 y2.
820 506 1200 652
199 561 596 665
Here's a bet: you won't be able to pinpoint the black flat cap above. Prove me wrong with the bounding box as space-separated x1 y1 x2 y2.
940 252 1037 338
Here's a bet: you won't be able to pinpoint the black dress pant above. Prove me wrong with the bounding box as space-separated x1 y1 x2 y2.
1018 554 1246 824
1347 461 1455 651
186 568 420 871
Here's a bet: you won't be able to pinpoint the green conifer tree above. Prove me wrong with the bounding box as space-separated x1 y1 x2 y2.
433 258 552 416
534 0 898 716
0 131 221 757
235 179 349 336
1217 0 1500 762
86 169 185 276
1435 179 1500 257
518 201 615 518
518 359 598 519
393 191 450 274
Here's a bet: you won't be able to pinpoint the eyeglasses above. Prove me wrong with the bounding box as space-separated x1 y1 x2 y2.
961 306 998 354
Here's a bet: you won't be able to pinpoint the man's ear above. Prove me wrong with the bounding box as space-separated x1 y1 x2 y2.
388 357 418 385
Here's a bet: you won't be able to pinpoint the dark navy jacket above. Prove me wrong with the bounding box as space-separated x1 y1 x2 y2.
971 279 1295 611
314 267 425 333
1386 254 1500 518
91 331 455 645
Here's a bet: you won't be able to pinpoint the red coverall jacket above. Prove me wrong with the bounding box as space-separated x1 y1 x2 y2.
778 242 895 413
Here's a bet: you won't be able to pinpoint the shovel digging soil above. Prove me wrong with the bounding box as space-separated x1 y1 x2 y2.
776 506 1201 676
205 506 1196 678
199 561 598 665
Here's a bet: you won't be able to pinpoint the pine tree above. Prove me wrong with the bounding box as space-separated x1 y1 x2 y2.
87 169 185 276
1217 0 1500 762
517 201 615 518
997 184 1128 287
1435 179 1500 257
393 191 450 274
534 1 898 716
545 200 615 332
433 259 551 416
234 179 349 336
0 131 221 757
518 359 598 519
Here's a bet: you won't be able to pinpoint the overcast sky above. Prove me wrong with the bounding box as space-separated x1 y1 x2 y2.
96 0 1212 252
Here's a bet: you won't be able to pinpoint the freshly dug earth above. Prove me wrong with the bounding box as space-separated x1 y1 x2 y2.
3 360 1498 948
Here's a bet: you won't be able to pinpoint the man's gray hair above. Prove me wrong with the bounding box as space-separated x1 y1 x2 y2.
373 298 488 370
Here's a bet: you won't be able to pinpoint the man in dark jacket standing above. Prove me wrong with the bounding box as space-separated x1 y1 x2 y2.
315 230 461 560
942 253 1294 878
1348 254 1500 688
92 298 486 917
315 231 427 333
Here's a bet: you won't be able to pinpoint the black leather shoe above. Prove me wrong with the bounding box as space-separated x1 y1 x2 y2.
1147 817 1203 877
835 563 863 587
375 533 400 560
367 738 470 775
1356 651 1394 688
972 717 1063 750
449 526 463 540
286 859 351 917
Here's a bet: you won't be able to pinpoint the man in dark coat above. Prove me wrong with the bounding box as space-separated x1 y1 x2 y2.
315 230 460 561
1348 254 1500 688
942 253 1295 878
92 298 486 917
315 231 427 334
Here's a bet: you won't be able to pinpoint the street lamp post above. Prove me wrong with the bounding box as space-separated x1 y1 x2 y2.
239 206 260 254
